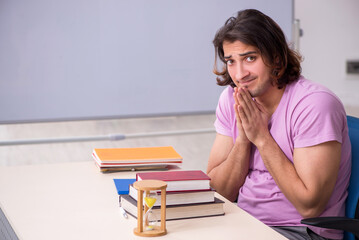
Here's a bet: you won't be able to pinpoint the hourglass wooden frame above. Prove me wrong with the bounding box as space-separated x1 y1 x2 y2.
133 180 167 237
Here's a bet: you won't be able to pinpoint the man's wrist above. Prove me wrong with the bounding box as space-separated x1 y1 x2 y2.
254 133 273 150
234 137 251 147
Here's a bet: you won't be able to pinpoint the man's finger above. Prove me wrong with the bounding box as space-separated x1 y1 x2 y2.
239 88 256 112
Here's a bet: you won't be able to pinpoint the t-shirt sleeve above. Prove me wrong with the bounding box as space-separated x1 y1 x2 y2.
214 87 235 137
291 92 346 148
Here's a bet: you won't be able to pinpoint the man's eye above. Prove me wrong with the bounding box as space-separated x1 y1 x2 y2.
226 60 233 65
246 56 256 62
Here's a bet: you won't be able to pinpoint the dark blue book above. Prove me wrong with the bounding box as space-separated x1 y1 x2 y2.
113 178 136 195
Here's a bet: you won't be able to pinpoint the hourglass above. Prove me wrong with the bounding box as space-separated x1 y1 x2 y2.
133 180 167 237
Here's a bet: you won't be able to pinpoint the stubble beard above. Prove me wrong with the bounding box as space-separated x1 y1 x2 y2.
246 76 276 98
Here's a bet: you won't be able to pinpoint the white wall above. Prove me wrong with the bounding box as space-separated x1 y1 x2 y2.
0 0 293 123
295 0 359 110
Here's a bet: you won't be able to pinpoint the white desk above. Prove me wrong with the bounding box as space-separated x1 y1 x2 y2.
0 161 287 240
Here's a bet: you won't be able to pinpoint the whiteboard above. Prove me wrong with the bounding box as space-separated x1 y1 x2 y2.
0 0 293 123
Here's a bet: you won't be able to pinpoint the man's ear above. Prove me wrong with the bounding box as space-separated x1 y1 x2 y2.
274 56 281 68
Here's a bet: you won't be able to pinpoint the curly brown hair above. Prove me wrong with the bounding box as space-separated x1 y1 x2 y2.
213 9 302 89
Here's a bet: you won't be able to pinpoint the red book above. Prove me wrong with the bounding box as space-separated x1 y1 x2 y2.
136 170 211 192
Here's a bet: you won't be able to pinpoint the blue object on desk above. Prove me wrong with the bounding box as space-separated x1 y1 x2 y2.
113 179 136 195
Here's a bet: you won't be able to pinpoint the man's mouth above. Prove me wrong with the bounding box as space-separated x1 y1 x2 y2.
238 77 256 86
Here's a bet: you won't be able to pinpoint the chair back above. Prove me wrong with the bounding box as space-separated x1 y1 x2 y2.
345 115 359 240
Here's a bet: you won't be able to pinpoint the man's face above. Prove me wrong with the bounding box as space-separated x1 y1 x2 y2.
223 40 274 98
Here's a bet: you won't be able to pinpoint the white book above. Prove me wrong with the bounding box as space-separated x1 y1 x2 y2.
129 184 215 206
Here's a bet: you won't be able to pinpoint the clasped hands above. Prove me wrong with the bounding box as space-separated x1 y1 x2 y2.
233 87 270 147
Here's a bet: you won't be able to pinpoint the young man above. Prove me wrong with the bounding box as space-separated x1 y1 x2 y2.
207 9 351 240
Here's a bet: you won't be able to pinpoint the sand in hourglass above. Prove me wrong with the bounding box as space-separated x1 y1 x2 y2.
144 196 158 230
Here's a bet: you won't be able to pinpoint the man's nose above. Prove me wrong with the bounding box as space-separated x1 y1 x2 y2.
235 64 249 81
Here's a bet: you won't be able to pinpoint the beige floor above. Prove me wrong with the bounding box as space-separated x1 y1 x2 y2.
1 105 358 171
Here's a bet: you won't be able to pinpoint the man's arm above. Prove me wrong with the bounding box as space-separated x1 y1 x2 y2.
207 87 252 201
257 135 341 218
207 133 251 201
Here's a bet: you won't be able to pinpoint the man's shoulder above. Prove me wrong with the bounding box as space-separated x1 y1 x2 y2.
289 76 334 95
285 77 345 119
287 76 340 103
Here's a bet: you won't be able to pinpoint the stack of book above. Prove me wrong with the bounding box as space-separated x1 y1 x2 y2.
120 170 225 220
92 146 183 172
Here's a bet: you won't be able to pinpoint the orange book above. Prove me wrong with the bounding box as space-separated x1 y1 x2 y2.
92 146 183 165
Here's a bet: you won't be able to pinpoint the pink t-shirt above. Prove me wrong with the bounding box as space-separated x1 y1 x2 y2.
214 77 351 239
